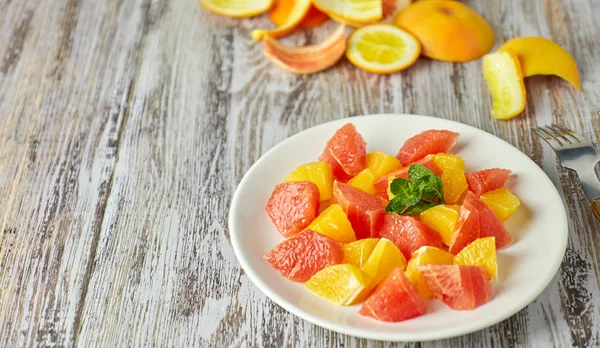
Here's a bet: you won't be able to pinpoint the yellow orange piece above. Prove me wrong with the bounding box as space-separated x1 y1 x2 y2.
362 238 407 286
308 204 356 243
366 150 402 178
405 246 454 298
395 0 494 62
420 205 458 245
480 188 521 222
305 264 367 305
442 166 468 205
251 0 311 40
313 0 382 24
342 238 379 268
284 162 333 201
200 0 274 18
263 25 346 74
499 37 580 90
433 153 465 172
454 237 498 281
269 2 329 29
346 24 421 74
482 51 527 120
348 169 377 195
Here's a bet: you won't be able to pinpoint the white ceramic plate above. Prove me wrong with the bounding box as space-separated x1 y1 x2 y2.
229 114 568 342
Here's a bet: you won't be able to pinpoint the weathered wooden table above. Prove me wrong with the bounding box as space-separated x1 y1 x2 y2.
1 0 599 346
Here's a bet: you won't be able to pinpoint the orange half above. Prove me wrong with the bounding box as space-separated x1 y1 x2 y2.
252 0 311 40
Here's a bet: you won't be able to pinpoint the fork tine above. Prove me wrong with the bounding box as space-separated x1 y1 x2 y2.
533 127 563 149
536 126 564 146
547 125 573 144
551 124 583 143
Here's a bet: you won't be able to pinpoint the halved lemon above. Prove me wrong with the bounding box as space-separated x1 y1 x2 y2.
346 24 421 74
482 51 527 120
200 0 274 18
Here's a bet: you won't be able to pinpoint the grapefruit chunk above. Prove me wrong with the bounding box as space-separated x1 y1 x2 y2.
319 123 367 181
448 198 481 254
419 264 492 310
359 268 427 322
464 191 513 249
266 181 320 238
373 154 441 200
264 229 343 282
379 214 443 259
307 204 356 243
397 130 460 166
305 264 367 305
333 181 386 240
465 168 511 196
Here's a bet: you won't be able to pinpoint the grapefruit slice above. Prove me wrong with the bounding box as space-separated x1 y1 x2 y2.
333 181 387 240
319 123 367 181
379 214 443 260
307 204 356 243
448 199 481 254
264 229 343 282
405 246 454 298
482 51 527 120
419 264 492 310
251 0 311 40
454 237 498 281
480 187 521 222
305 264 367 305
266 181 320 238
200 0 274 17
269 2 329 29
397 129 460 166
359 268 427 322
263 25 347 74
464 191 513 249
342 238 380 268
465 168 511 196
312 0 383 24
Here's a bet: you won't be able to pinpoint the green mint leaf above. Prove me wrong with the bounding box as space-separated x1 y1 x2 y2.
389 177 409 195
402 202 441 215
390 178 421 206
408 164 444 202
386 196 410 214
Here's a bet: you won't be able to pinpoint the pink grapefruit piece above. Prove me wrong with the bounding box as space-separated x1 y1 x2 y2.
464 191 513 249
466 168 512 196
333 181 387 240
379 214 444 260
397 129 460 166
319 123 367 181
448 196 481 254
266 181 320 238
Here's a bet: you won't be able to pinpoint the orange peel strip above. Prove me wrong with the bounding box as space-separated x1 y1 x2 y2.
252 0 312 40
269 2 329 29
200 0 274 18
263 25 347 74
298 6 329 28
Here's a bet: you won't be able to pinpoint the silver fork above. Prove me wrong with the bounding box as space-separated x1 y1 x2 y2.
533 124 600 222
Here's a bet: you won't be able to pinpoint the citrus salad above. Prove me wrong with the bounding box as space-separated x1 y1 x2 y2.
263 123 520 322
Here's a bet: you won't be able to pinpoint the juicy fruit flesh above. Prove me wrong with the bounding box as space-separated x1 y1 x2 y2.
362 238 407 286
420 205 459 246
449 201 480 254
365 150 402 178
333 181 387 240
397 129 460 166
465 168 511 197
465 192 513 249
442 166 468 205
482 51 526 120
454 237 498 281
348 168 377 195
200 0 274 17
307 204 356 244
342 238 380 268
284 161 334 201
406 246 454 298
266 181 320 238
480 188 521 222
264 229 343 282
319 123 367 181
433 153 465 172
305 264 367 305
380 214 443 259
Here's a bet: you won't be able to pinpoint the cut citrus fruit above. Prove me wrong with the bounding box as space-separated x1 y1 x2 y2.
333 181 386 239
346 24 421 74
365 150 402 178
362 238 407 286
283 161 334 201
328 12 371 28
319 123 367 181
405 246 454 298
480 187 521 222
464 191 513 249
482 51 527 120
200 0 274 17
313 0 382 24
397 130 459 166
465 168 511 197
433 153 465 172
269 2 329 29
454 237 498 281
342 238 379 268
348 169 377 195
379 214 443 259
308 204 356 243
442 166 468 205
448 199 480 254
263 25 346 74
419 264 491 310
266 181 320 238
420 204 459 245
251 0 311 40
498 37 580 90
305 264 367 305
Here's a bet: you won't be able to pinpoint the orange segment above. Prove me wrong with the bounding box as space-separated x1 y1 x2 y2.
346 24 421 74
420 205 459 245
480 188 521 222
252 0 311 40
200 0 274 17
348 169 377 195
308 204 356 243
482 51 527 120
442 166 468 205
283 162 333 201
313 0 382 24
405 246 454 298
498 37 580 90
454 237 498 281
433 153 465 172
263 25 346 74
342 238 379 268
362 238 407 286
366 150 402 178
305 264 367 305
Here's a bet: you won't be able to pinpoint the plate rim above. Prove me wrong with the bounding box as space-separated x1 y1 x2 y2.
228 114 569 342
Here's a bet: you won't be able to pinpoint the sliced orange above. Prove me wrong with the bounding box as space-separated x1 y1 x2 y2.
366 150 402 178
433 153 465 172
270 2 329 29
346 24 421 74
305 264 367 305
200 0 274 18
442 166 468 205
313 0 382 24
420 204 459 245
454 237 498 281
263 25 346 74
308 204 356 243
328 12 372 28
498 37 580 90
283 162 333 200
251 0 311 40
348 169 377 195
482 51 527 120
362 238 407 286
343 238 379 268
405 246 454 298
480 188 521 222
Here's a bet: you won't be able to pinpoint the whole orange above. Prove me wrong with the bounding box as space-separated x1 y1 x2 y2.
394 1 494 62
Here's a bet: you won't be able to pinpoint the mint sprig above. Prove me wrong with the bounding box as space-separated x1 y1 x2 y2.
385 164 444 215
